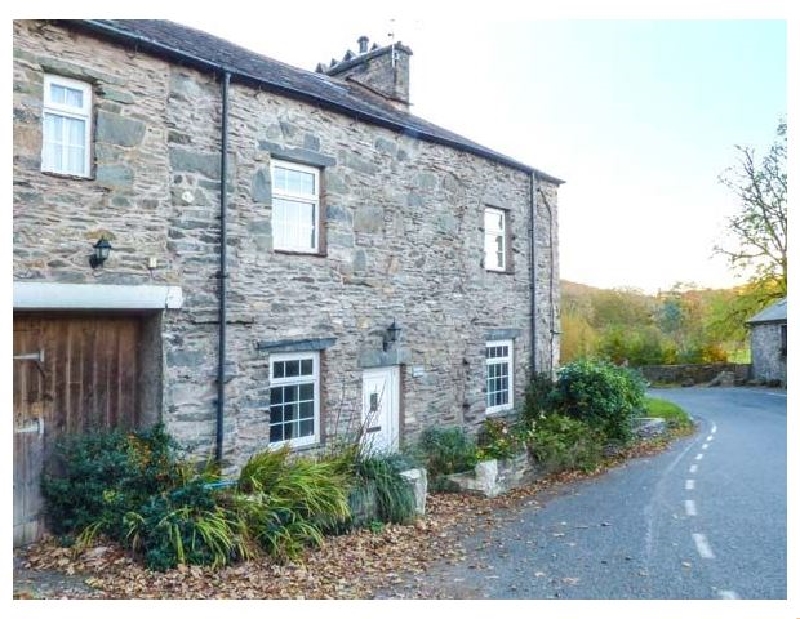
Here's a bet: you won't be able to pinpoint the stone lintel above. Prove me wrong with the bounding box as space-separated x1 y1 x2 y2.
256 337 336 353
485 328 521 341
257 141 336 168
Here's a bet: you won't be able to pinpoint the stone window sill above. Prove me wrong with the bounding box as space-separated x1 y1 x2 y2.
41 170 94 182
274 249 328 258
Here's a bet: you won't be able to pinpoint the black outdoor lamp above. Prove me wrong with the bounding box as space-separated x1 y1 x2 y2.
383 320 401 352
89 237 112 268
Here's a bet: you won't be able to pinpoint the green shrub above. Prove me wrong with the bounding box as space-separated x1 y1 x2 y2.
124 480 253 571
553 359 646 444
417 426 477 479
476 418 525 461
41 424 182 539
531 413 603 473
235 446 351 562
520 372 558 426
354 456 415 525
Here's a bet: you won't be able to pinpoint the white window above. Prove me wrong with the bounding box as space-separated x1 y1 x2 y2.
484 207 506 271
485 340 514 414
270 160 320 253
269 352 320 447
41 75 92 177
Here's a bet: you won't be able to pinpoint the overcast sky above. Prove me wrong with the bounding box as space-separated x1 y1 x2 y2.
176 6 787 294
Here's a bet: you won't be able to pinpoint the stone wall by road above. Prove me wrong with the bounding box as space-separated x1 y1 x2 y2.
13 20 561 471
636 363 751 385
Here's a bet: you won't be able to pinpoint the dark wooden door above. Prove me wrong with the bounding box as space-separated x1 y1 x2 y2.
13 314 143 546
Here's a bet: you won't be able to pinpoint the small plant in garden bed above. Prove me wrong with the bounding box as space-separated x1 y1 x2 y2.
475 418 526 461
529 413 604 474
415 426 478 492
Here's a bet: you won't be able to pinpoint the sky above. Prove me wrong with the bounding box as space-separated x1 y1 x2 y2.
175 7 787 295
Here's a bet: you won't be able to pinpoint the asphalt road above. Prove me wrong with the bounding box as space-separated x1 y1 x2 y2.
418 387 787 600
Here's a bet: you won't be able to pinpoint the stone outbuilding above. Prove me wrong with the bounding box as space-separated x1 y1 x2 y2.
13 19 562 543
747 298 787 387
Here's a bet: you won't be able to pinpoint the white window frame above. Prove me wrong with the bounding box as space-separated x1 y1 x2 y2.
484 207 507 272
41 74 93 177
485 339 514 414
268 351 321 448
270 159 321 253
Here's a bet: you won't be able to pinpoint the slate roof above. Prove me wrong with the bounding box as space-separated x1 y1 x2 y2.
67 19 563 184
747 298 787 324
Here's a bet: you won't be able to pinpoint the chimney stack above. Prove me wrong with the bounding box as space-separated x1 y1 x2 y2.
358 35 369 54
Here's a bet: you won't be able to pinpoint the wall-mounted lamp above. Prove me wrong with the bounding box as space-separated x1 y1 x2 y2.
89 237 112 269
382 320 401 352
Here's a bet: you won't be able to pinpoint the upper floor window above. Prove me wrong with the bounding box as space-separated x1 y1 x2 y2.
271 160 320 253
41 75 92 177
484 207 506 271
485 340 514 414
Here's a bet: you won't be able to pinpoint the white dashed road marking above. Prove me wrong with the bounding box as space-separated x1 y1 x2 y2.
685 479 695 490
707 435 714 441
696 454 703 460
711 424 717 433
718 590 740 599
693 533 714 559
685 500 697 516
702 443 708 450
689 464 698 474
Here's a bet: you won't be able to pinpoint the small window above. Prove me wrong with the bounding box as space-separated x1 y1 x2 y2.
484 207 506 271
485 340 514 414
41 75 92 177
270 160 320 253
269 351 320 448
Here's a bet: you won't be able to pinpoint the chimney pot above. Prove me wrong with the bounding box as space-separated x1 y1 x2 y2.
358 36 369 54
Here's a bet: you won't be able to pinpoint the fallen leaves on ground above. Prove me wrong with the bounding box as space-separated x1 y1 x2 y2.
14 428 694 600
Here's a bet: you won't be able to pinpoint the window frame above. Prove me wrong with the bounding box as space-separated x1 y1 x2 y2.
270 159 321 254
268 351 321 449
484 206 508 272
41 74 93 178
485 339 514 415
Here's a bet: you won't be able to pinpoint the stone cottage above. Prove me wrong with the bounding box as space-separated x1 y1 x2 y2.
13 19 562 523
747 298 787 387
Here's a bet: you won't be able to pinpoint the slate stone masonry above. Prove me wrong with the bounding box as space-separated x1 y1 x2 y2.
13 20 561 472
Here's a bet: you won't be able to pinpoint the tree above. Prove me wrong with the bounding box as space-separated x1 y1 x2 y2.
715 121 787 299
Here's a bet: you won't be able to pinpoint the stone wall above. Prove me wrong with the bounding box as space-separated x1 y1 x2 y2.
636 363 751 386
13 20 560 472
750 323 786 386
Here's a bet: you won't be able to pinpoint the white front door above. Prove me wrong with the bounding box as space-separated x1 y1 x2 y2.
361 366 400 454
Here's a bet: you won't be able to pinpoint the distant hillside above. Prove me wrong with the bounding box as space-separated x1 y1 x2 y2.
558 280 749 365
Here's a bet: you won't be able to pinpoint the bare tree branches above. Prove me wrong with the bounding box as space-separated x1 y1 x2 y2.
715 121 787 297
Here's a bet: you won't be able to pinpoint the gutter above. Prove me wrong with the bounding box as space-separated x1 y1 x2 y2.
69 19 563 183
216 71 230 464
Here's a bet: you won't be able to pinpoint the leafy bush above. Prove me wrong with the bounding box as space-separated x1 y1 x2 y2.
530 413 603 473
354 456 415 525
236 445 351 562
124 480 252 571
41 424 182 539
476 418 525 461
553 359 646 444
416 426 477 479
521 372 558 423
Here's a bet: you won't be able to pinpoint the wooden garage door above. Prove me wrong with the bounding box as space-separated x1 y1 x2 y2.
14 314 144 546
13 314 143 436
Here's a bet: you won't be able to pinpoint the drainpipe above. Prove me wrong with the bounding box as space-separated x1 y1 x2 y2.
529 172 537 378
216 71 230 464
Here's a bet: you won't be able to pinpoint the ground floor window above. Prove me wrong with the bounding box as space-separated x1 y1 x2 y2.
269 351 319 447
485 340 513 414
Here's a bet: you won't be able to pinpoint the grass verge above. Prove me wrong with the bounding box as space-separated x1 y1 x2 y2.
645 396 693 432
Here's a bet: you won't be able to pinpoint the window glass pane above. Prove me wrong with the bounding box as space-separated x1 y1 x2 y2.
299 418 314 437
270 423 283 443
65 86 84 108
273 361 285 379
299 383 314 401
285 420 297 439
49 83 66 104
273 166 287 192
284 385 298 402
270 386 284 406
301 359 313 375
299 400 314 420
270 404 284 424
273 197 316 250
285 360 300 378
287 168 302 194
